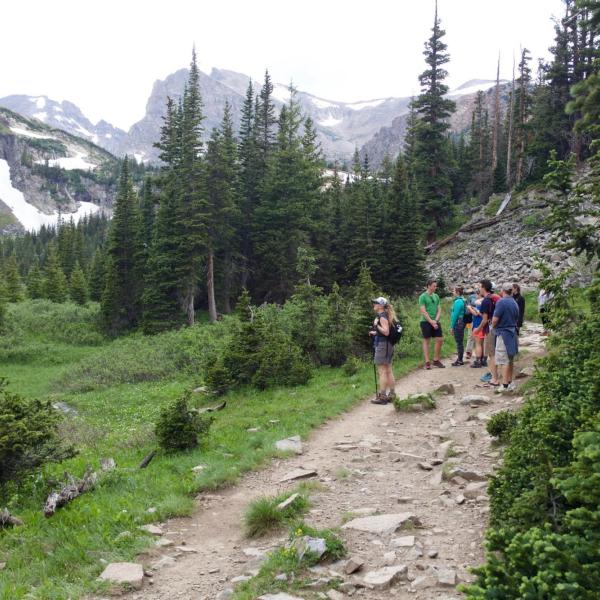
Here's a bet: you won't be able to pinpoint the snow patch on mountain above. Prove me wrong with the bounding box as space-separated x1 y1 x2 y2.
346 98 386 111
311 97 338 109
318 115 343 128
449 80 505 97
35 152 97 171
33 111 48 121
272 84 291 103
30 97 46 110
9 126 53 139
0 159 99 231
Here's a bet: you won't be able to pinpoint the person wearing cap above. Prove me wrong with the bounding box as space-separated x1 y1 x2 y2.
418 278 445 370
369 297 398 404
491 283 520 391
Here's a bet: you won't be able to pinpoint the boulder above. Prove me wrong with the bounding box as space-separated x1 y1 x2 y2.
362 565 408 590
98 562 144 589
293 536 327 560
464 482 488 499
342 513 421 535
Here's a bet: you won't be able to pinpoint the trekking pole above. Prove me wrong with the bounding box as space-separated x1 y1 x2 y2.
372 347 378 396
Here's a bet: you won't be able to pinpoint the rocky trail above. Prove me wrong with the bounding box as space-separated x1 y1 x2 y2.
105 324 546 600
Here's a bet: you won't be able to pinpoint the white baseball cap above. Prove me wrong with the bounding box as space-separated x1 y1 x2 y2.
371 296 389 306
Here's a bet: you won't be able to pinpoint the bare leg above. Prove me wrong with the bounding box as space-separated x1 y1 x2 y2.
434 337 443 361
489 355 499 384
422 339 431 363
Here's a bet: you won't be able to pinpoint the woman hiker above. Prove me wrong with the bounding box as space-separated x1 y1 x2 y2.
449 285 467 366
369 296 397 405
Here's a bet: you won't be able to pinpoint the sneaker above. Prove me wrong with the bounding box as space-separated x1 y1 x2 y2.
425 362 431 370
480 372 492 382
481 358 488 367
451 360 464 366
470 359 483 368
433 360 446 368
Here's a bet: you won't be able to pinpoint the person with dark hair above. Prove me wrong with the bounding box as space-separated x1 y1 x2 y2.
472 279 496 373
512 283 525 334
450 285 466 366
418 278 445 370
369 296 398 404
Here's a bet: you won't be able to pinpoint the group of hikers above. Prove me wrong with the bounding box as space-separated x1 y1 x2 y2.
369 278 526 405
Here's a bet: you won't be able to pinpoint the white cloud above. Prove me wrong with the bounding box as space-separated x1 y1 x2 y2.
0 0 565 130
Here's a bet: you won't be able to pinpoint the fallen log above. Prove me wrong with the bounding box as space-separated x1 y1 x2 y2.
43 466 97 517
138 449 156 469
0 508 23 527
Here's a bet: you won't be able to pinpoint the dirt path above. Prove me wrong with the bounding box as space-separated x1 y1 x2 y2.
122 324 546 600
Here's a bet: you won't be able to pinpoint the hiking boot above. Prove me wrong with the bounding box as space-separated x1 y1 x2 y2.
481 357 488 367
425 361 431 370
480 372 492 382
451 360 464 367
371 393 390 405
433 360 446 368
470 359 483 368
465 352 472 359
387 391 398 402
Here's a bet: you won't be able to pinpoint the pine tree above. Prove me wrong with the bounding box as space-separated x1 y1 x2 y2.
88 249 105 302
0 276 7 330
205 101 241 321
255 70 278 172
69 261 89 305
26 257 44 299
469 91 493 201
4 255 24 302
514 48 533 186
101 158 144 334
350 263 379 356
410 0 456 237
174 49 207 326
44 243 67 303
383 156 425 296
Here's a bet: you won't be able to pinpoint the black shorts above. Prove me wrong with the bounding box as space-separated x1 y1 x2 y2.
420 321 443 339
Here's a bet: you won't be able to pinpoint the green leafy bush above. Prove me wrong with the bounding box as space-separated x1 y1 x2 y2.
486 410 518 442
0 379 75 494
342 356 361 376
244 490 310 537
155 392 212 452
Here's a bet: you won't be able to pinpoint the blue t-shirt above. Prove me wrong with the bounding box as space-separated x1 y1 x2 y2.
493 297 519 332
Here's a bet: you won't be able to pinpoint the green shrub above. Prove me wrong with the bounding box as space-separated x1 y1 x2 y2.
342 356 361 376
393 392 436 412
0 379 75 494
205 359 231 396
155 392 212 452
244 490 310 538
486 410 518 442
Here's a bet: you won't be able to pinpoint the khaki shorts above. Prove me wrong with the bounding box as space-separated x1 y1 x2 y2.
374 340 394 365
495 335 513 366
484 332 495 357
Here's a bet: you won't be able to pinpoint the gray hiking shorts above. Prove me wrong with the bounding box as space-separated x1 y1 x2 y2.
374 340 394 365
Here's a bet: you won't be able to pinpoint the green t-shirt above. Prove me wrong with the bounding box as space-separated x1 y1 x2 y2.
419 292 440 322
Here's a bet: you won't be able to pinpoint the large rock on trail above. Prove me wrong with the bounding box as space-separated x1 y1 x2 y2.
342 513 420 535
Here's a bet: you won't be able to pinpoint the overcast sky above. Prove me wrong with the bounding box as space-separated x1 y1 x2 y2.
1 0 566 130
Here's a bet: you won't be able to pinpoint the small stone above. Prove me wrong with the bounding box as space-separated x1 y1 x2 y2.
334 444 358 452
427 549 438 558
146 507 157 514
362 565 408 590
448 468 487 482
344 556 365 574
175 546 198 553
275 436 303 455
406 543 424 560
455 495 466 505
247 427 261 433
274 573 288 581
155 538 175 547
258 594 305 600
464 481 488 499
191 465 205 473
410 574 436 590
98 562 144 589
294 536 327 560
435 383 455 395
437 568 457 586
395 496 414 504
382 551 396 566
277 493 300 511
339 582 356 594
390 535 415 548
231 575 251 583
460 395 491 406
140 524 163 536
278 468 317 483
100 457 116 471
209 567 220 574
192 386 208 393
417 462 433 471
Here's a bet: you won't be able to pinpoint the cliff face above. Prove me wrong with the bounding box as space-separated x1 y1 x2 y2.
0 108 116 233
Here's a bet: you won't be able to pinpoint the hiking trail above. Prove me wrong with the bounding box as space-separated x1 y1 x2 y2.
116 323 545 600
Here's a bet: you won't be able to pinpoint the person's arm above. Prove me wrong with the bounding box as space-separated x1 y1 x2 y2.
435 297 441 323
450 299 458 329
419 298 436 326
491 315 499 329
376 315 390 336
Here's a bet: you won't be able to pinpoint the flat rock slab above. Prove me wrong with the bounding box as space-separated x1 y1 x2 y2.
140 524 163 535
449 468 487 482
99 562 144 589
342 513 420 535
390 535 415 547
278 468 317 483
362 564 408 589
460 395 491 406
437 568 457 586
464 481 488 499
275 436 303 454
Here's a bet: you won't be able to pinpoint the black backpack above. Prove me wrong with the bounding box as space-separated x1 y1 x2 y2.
387 319 404 345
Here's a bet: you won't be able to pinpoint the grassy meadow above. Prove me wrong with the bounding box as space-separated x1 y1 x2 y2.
0 297 456 599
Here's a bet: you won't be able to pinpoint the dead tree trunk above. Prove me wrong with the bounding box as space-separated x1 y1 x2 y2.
43 467 97 517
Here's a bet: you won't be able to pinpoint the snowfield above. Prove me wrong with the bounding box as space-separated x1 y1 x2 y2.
35 151 97 171
272 84 292 103
318 115 343 128
449 81 504 96
0 159 99 231
345 98 386 111
311 97 338 109
9 126 54 139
